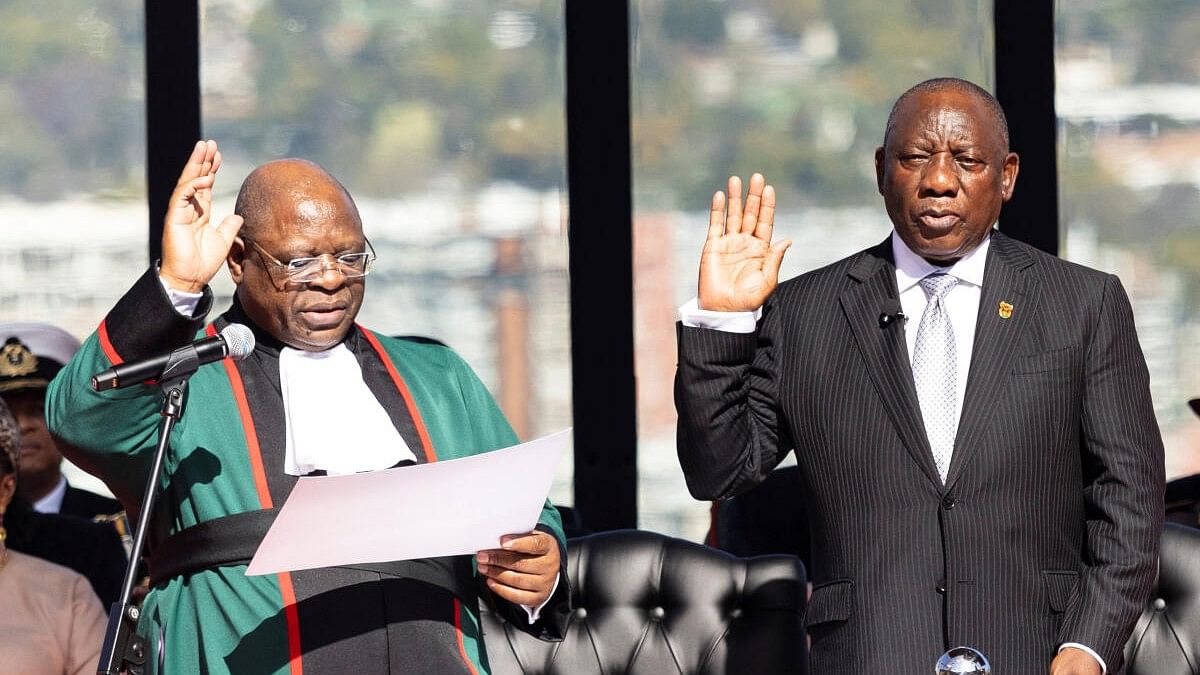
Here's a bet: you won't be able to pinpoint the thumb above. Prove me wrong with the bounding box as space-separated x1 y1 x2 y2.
763 239 792 286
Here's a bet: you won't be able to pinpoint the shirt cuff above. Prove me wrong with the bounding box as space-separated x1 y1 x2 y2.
519 572 561 624
1059 643 1106 674
158 276 204 317
678 297 761 333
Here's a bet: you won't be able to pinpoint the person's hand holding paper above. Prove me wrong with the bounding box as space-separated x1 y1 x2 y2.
246 429 570 576
476 530 560 608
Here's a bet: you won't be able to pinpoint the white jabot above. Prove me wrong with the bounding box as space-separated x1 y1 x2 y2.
279 344 417 476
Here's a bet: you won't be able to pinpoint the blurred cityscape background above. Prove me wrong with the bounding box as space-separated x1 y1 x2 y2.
1 0 1198 540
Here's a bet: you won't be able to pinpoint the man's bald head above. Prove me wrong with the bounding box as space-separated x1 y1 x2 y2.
228 159 369 351
234 159 361 240
883 78 1009 151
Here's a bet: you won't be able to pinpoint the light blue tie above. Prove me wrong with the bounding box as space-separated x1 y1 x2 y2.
913 273 959 482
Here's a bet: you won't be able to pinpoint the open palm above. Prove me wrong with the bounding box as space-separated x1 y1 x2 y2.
698 174 791 312
159 140 244 293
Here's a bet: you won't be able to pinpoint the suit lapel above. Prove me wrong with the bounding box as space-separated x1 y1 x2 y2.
840 240 943 489
945 232 1037 490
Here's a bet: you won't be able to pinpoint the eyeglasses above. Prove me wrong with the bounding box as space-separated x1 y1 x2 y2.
246 238 376 284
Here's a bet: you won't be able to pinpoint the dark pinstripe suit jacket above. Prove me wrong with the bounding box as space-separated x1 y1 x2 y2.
675 231 1164 673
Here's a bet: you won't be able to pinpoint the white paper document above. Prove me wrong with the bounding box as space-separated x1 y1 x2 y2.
245 428 570 576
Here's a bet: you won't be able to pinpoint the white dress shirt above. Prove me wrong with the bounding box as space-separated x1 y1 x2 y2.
892 231 987 420
32 474 68 514
677 233 1106 672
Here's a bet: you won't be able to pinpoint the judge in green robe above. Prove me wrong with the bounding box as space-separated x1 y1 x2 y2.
46 140 568 674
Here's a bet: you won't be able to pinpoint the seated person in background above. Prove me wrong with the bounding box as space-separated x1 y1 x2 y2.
47 140 568 674
3 495 128 606
0 323 122 519
0 398 107 675
0 324 128 605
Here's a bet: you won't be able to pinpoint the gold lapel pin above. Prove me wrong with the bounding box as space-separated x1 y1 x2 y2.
998 301 1013 319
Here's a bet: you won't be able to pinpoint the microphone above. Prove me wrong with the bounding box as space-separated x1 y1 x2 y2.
878 299 906 329
91 324 255 391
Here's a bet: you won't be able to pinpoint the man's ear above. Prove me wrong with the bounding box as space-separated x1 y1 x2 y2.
228 237 247 283
874 146 886 196
1001 151 1020 202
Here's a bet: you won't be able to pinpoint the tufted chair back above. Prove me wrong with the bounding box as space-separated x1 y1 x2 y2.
1124 523 1200 674
481 529 807 675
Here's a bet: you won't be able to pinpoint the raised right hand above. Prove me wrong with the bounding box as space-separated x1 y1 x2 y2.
697 173 791 312
159 140 244 293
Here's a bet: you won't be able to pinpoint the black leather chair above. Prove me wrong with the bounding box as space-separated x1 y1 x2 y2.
481 529 807 675
1124 523 1200 674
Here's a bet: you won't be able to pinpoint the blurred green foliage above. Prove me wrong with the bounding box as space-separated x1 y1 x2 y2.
0 0 1197 272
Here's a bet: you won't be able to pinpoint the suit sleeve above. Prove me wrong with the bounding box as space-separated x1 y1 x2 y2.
675 297 794 501
447 351 571 641
45 267 213 508
1058 274 1164 668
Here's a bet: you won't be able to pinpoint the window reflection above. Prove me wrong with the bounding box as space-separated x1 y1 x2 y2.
1057 0 1200 478
0 0 146 335
0 0 146 497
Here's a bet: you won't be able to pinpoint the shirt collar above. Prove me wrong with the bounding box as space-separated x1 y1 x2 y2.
892 229 991 293
32 474 68 514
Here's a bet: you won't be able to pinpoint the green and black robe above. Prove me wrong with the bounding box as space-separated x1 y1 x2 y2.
46 269 568 674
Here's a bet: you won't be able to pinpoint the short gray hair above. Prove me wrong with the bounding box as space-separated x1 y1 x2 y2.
883 77 1009 150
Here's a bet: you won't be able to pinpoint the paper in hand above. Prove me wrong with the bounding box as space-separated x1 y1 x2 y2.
245 428 570 576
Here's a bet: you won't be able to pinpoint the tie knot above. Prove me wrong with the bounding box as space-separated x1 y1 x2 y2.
920 273 958 301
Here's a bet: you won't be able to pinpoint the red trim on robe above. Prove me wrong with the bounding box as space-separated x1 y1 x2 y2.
357 326 439 463
209 324 274 509
210 324 304 673
454 598 480 675
278 573 305 675
97 319 123 365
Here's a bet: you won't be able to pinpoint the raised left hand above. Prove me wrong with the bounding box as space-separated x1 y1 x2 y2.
476 530 560 608
1049 647 1102 675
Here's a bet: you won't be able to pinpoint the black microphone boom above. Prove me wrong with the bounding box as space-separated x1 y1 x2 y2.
91 324 255 391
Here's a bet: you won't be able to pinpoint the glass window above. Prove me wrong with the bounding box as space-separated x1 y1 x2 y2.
200 0 573 503
0 0 146 497
0 0 147 336
1057 1 1200 479
632 0 994 539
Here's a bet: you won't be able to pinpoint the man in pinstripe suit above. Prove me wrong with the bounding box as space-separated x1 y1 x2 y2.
675 79 1164 674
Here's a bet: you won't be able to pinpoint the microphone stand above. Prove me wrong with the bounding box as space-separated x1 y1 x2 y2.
96 346 202 675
